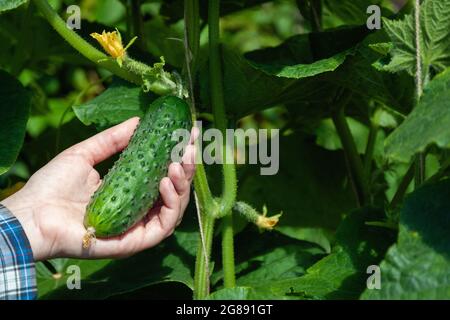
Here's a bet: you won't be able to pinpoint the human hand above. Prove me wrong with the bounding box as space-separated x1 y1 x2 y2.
0 117 196 261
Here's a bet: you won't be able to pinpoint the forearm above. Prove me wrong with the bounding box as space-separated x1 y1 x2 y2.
1 192 46 261
0 203 37 300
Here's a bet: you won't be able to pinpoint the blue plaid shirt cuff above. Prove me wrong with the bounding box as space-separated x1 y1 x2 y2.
0 203 37 300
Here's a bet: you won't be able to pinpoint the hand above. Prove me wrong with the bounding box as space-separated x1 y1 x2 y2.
0 117 196 261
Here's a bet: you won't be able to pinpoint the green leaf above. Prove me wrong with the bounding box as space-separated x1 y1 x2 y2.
322 0 384 27
382 0 450 76
38 217 198 299
235 244 323 287
0 70 31 175
73 78 155 130
208 286 292 300
385 68 450 162
211 228 324 289
328 32 415 116
200 26 369 118
238 132 355 252
0 0 27 12
362 179 450 299
36 258 110 298
245 33 353 79
259 208 396 299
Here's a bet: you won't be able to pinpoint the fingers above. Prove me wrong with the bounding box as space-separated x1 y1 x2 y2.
181 127 198 181
157 177 181 234
67 117 140 166
169 163 189 197
168 163 191 219
182 145 196 181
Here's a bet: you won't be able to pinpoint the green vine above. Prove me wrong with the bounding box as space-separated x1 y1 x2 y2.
208 0 238 289
33 0 181 97
33 0 141 84
331 92 369 206
183 0 218 299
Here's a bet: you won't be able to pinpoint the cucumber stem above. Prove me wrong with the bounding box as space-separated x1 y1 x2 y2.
82 227 96 249
208 0 237 289
388 162 415 210
33 0 141 84
184 0 217 299
331 93 369 206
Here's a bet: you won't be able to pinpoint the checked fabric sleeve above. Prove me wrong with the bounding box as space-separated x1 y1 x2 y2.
0 203 37 300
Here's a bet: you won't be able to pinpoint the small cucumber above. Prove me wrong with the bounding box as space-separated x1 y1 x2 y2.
83 95 191 245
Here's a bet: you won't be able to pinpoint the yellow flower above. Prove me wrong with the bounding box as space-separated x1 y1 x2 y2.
255 205 282 230
90 30 126 59
256 214 282 230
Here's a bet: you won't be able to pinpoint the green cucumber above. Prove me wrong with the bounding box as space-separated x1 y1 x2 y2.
83 95 191 245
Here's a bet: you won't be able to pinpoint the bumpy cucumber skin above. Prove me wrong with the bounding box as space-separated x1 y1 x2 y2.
84 96 191 237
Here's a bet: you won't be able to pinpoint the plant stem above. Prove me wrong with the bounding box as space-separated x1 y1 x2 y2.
185 0 200 75
33 0 141 84
309 0 322 32
208 0 237 288
128 0 145 49
425 157 450 185
364 121 378 182
193 212 215 299
221 215 236 287
331 94 369 206
414 0 426 187
389 162 415 210
185 0 218 299
415 153 426 187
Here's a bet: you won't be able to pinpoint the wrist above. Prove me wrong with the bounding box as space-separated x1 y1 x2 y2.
1 191 47 261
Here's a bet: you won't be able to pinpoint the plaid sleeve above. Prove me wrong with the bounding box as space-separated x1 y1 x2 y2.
0 203 37 300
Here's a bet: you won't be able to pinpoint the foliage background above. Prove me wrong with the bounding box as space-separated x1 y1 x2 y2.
0 0 449 299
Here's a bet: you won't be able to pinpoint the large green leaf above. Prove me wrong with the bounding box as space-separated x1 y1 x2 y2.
322 0 384 27
38 216 198 299
200 26 370 118
207 287 289 300
244 31 355 79
0 0 27 12
238 132 355 252
385 68 450 162
382 0 450 76
235 245 321 287
258 208 396 299
0 70 31 175
36 258 110 298
211 228 325 289
73 78 155 130
230 29 413 120
329 32 415 115
362 179 450 299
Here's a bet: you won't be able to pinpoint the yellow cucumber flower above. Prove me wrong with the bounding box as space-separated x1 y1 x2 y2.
256 214 282 230
90 30 137 66
255 205 282 230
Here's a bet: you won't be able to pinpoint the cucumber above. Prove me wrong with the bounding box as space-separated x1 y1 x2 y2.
83 95 191 245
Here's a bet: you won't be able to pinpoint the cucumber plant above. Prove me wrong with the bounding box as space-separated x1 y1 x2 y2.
1 0 449 300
